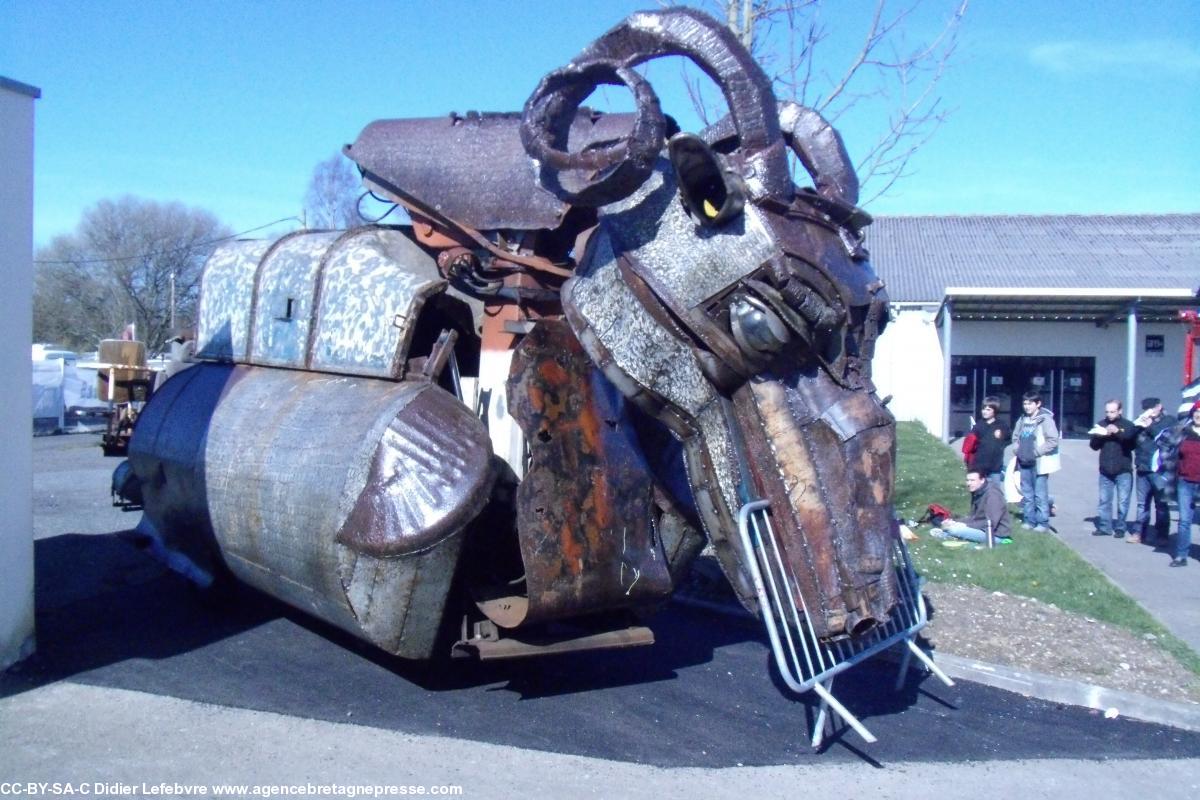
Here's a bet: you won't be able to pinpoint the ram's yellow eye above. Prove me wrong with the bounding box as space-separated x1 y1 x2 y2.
668 132 745 227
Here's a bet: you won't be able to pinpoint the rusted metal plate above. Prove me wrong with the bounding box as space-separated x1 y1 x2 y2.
562 232 759 612
761 209 879 309
347 110 637 231
453 620 654 661
601 161 779 312
736 373 898 639
493 319 673 627
337 382 496 558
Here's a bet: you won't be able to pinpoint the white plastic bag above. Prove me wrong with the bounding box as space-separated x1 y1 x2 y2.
1004 455 1023 504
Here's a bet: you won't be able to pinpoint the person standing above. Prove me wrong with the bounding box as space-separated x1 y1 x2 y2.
1089 399 1138 539
968 396 1011 484
1130 396 1171 545
1012 391 1060 532
1159 401 1200 568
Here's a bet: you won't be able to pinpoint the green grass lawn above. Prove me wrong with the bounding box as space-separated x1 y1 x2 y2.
895 420 1200 675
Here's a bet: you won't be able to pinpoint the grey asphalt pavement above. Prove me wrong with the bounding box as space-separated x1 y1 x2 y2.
32 433 134 540
4 432 1199 797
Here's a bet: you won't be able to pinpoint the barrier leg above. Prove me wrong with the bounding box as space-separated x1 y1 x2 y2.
904 637 955 686
811 678 877 746
894 642 914 690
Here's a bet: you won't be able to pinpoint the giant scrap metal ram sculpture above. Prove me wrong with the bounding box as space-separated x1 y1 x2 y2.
128 8 949 745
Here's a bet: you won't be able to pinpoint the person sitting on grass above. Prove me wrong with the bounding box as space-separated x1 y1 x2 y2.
934 469 1013 545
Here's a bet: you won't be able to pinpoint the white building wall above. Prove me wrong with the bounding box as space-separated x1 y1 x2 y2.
873 305 945 437
953 319 1185 422
873 307 1188 443
0 82 37 669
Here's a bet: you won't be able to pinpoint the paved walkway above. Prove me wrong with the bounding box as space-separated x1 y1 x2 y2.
1041 439 1200 652
2 681 1197 799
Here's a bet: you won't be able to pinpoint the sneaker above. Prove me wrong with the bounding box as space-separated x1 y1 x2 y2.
1113 531 1125 539
1126 533 1142 544
1169 558 1188 568
1020 523 1034 530
1092 530 1112 537
1032 525 1049 533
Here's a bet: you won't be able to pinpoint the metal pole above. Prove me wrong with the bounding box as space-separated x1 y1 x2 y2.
941 300 953 442
1126 302 1137 416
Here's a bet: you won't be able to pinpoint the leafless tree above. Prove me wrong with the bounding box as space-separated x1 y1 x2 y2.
34 197 230 352
303 152 363 229
680 0 969 205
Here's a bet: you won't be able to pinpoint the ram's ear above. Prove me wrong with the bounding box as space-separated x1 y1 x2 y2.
667 133 745 227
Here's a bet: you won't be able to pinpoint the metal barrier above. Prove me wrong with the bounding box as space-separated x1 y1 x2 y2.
737 499 954 748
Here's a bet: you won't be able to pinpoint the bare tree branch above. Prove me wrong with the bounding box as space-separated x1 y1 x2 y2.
304 152 363 229
691 0 968 205
33 197 229 351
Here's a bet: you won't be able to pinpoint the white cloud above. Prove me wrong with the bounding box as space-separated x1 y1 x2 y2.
1029 39 1200 75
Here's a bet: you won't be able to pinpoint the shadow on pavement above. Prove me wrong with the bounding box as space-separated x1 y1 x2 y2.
5 531 1199 767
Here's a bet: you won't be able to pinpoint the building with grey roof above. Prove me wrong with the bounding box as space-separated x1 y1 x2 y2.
865 214 1200 439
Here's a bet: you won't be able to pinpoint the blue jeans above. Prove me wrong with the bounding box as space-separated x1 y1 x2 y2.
944 523 1008 544
1135 471 1170 537
1018 464 1049 527
1097 472 1133 534
1176 479 1197 561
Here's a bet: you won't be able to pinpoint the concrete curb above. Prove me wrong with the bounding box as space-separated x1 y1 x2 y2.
671 595 1200 733
931 652 1200 733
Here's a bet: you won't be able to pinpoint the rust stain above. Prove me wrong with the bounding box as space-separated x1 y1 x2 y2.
486 318 671 627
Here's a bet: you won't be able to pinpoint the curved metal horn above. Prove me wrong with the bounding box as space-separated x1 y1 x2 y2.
521 7 792 207
704 101 861 208
778 102 860 207
522 61 667 208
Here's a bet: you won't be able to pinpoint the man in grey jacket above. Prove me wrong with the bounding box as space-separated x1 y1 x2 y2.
1011 391 1061 532
936 469 1013 544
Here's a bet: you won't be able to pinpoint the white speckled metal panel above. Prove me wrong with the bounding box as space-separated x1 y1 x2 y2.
566 230 713 417
196 228 447 378
249 231 342 368
195 240 273 362
602 160 778 310
309 228 447 379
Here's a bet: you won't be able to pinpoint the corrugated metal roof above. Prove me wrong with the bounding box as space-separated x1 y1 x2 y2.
866 214 1200 302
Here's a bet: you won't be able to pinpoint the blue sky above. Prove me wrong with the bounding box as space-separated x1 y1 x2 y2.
2 0 1197 248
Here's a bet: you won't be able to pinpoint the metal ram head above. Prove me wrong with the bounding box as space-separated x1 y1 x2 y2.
520 8 898 638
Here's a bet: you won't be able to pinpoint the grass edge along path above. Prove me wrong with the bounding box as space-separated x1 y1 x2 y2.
894 420 1200 677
